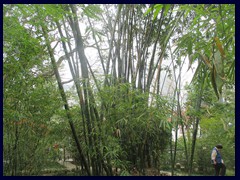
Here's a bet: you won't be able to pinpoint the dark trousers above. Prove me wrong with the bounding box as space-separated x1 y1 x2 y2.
213 163 226 176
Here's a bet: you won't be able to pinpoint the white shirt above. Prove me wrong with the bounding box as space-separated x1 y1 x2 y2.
211 148 224 164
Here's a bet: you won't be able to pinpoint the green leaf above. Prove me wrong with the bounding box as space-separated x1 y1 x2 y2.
184 7 191 18
211 65 219 99
190 61 201 84
188 54 194 71
83 5 102 20
153 4 163 20
144 6 153 16
144 4 163 20
187 38 193 55
163 4 171 16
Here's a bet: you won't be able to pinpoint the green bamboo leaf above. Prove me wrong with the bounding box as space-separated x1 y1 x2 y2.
190 14 201 30
187 38 193 55
136 112 146 121
83 5 102 20
190 61 202 84
184 7 191 18
159 120 163 129
144 6 153 16
226 61 235 82
211 65 219 99
187 54 193 71
163 4 171 16
85 26 91 34
95 31 103 41
153 4 163 20
166 121 172 130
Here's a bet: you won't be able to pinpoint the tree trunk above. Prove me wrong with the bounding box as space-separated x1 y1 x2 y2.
41 24 91 176
188 64 206 175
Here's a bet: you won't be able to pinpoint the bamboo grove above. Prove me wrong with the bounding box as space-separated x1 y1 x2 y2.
3 4 235 176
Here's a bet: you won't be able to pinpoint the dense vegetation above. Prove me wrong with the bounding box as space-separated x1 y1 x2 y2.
3 4 235 176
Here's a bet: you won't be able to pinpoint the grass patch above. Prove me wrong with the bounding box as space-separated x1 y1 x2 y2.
226 169 235 176
44 161 65 169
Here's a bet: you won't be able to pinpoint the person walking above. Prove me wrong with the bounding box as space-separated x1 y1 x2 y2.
211 144 226 176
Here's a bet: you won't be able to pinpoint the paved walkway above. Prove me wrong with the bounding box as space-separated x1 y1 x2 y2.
56 160 173 176
57 160 79 171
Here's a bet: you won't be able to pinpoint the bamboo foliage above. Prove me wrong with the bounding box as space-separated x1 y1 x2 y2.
3 4 235 176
